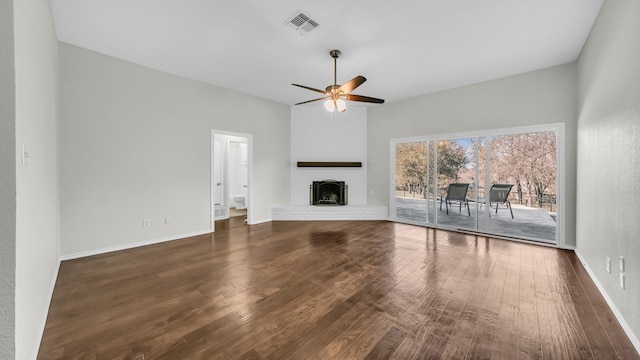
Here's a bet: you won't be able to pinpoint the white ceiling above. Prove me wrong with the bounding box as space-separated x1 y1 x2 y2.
50 0 603 106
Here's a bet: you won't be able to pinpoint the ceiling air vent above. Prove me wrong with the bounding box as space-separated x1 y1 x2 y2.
284 11 319 36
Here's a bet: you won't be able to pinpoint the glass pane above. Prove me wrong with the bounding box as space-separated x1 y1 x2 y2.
436 138 477 230
478 131 557 242
394 141 428 223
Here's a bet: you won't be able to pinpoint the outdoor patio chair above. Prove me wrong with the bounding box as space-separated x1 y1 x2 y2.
480 184 514 219
440 183 470 216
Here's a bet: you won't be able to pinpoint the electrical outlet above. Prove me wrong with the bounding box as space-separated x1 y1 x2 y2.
619 256 625 272
164 217 170 225
21 144 29 167
143 219 150 227
606 257 611 273
620 273 625 289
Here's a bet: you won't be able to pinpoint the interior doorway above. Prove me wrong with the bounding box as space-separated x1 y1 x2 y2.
211 130 253 231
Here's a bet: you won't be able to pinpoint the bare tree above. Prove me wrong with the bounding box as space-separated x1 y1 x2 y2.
489 132 556 207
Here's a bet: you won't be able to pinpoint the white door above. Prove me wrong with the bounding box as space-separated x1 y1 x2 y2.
213 139 228 220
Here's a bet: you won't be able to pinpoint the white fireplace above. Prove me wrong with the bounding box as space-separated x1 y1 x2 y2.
289 106 367 205
273 106 387 221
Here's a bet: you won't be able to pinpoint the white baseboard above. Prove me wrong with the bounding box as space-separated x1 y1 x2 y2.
60 229 212 261
574 249 640 355
247 217 271 225
31 257 60 360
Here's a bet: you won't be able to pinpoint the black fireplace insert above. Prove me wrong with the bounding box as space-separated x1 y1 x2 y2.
310 180 347 206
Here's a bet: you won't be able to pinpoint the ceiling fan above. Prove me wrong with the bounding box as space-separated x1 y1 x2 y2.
292 49 385 112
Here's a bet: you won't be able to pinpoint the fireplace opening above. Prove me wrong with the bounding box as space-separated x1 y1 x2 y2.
310 180 347 206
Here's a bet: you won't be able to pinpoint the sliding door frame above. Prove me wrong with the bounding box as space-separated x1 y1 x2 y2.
390 123 565 248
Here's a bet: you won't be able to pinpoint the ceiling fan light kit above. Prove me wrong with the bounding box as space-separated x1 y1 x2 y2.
293 49 385 113
324 98 346 112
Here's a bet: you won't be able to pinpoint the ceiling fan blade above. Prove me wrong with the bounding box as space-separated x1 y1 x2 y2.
292 84 327 95
338 76 367 94
294 97 329 105
345 94 385 104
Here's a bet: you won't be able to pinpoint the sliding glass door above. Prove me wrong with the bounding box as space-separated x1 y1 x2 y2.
477 131 558 241
392 125 561 244
435 137 478 231
394 141 432 223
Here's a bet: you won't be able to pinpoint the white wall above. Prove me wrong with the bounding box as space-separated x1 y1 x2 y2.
13 0 61 359
0 1 16 358
290 106 368 205
59 43 290 257
577 0 640 348
368 63 578 245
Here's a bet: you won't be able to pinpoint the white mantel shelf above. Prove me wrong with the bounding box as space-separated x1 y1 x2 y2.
272 205 388 221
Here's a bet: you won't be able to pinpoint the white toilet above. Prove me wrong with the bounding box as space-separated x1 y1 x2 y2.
232 195 246 209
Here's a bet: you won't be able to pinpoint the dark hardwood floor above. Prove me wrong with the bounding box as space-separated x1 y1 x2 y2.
38 219 638 359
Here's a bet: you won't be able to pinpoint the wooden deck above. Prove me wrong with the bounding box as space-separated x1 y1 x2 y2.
38 218 638 359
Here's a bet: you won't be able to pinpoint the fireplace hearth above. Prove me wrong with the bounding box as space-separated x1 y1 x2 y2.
310 180 347 206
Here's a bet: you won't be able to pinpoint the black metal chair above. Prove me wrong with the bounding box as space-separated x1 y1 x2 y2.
480 184 514 218
440 183 470 216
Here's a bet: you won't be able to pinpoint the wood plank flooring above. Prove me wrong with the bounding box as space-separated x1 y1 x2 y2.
38 219 638 359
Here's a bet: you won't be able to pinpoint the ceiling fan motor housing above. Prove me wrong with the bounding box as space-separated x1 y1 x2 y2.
326 85 341 95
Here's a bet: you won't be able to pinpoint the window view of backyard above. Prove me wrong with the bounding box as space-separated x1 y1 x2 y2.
394 130 558 243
